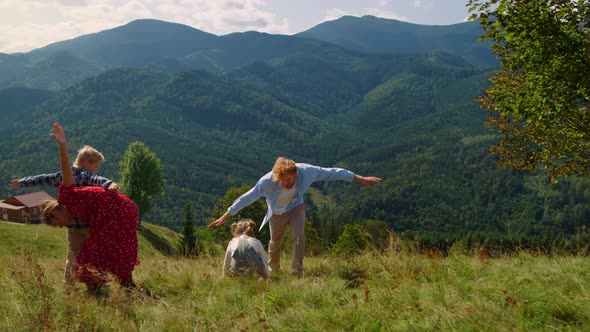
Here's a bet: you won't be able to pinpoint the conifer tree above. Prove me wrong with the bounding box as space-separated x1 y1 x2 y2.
181 203 197 256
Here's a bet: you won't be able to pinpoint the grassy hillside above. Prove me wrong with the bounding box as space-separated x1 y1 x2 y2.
0 235 589 330
0 221 182 258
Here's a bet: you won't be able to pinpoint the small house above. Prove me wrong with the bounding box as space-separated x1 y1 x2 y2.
1 191 55 223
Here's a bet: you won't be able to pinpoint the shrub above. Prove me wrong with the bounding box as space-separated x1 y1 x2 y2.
331 224 373 256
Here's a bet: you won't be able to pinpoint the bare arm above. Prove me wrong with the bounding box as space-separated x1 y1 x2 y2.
10 179 21 189
208 211 231 228
353 174 382 188
107 182 120 192
51 123 74 187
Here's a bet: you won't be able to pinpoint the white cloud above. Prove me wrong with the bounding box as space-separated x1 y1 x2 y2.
413 0 434 9
0 0 290 53
0 0 156 52
156 0 289 35
0 0 471 53
323 5 409 23
150 0 271 34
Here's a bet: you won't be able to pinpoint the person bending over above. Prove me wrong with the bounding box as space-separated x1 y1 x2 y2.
11 145 120 285
41 123 139 295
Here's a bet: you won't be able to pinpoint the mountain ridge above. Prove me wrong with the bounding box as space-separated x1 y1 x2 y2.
297 15 496 67
0 16 495 91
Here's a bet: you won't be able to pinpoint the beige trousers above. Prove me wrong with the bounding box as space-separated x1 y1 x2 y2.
64 227 90 283
268 204 306 275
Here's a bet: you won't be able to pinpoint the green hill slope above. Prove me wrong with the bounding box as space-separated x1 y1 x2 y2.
0 87 55 131
0 221 181 258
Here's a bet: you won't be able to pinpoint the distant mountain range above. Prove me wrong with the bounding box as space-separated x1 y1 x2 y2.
0 16 496 91
298 15 495 67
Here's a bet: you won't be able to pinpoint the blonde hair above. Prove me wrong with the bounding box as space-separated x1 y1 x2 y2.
40 200 61 225
272 157 296 182
73 145 104 167
231 219 256 237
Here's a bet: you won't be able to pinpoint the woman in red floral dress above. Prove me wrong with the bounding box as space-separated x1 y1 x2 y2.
41 123 139 290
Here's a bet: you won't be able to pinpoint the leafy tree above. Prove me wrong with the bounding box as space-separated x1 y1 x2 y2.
468 0 590 180
180 203 198 256
120 141 165 222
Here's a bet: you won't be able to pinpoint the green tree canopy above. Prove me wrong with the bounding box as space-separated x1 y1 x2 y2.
120 141 165 220
468 0 590 180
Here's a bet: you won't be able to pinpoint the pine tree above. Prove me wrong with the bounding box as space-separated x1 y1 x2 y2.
181 203 197 256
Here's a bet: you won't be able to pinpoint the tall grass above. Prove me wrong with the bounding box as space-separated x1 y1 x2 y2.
0 222 65 258
1 229 589 330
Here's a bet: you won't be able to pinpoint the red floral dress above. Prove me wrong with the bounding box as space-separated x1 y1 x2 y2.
58 184 139 283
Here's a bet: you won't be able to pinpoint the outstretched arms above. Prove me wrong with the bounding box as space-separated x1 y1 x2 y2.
208 211 231 228
10 179 21 189
208 182 265 228
11 172 63 189
107 182 121 192
51 123 74 187
353 174 382 188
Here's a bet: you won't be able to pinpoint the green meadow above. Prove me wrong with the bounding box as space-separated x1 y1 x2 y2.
1 221 589 331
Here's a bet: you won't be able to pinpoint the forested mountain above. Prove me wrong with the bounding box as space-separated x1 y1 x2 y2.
0 67 318 217
0 17 493 91
297 15 497 67
1 17 588 250
28 19 218 67
0 87 55 131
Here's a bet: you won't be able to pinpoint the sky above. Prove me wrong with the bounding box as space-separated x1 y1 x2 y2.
0 0 474 54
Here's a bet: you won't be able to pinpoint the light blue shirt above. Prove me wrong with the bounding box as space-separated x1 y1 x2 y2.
228 163 355 230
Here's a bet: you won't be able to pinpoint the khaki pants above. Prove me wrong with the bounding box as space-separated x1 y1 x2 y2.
268 204 306 275
64 228 90 283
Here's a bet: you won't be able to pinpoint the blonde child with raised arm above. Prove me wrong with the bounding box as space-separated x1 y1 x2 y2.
11 145 120 285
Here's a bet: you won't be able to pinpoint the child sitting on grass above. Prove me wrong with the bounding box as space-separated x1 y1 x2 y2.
223 219 269 280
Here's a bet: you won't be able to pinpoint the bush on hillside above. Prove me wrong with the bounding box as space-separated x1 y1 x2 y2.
331 224 372 256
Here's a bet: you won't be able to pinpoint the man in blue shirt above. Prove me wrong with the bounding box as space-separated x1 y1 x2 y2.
209 157 381 276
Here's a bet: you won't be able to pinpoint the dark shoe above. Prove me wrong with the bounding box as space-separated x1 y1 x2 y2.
120 277 136 288
86 282 106 298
